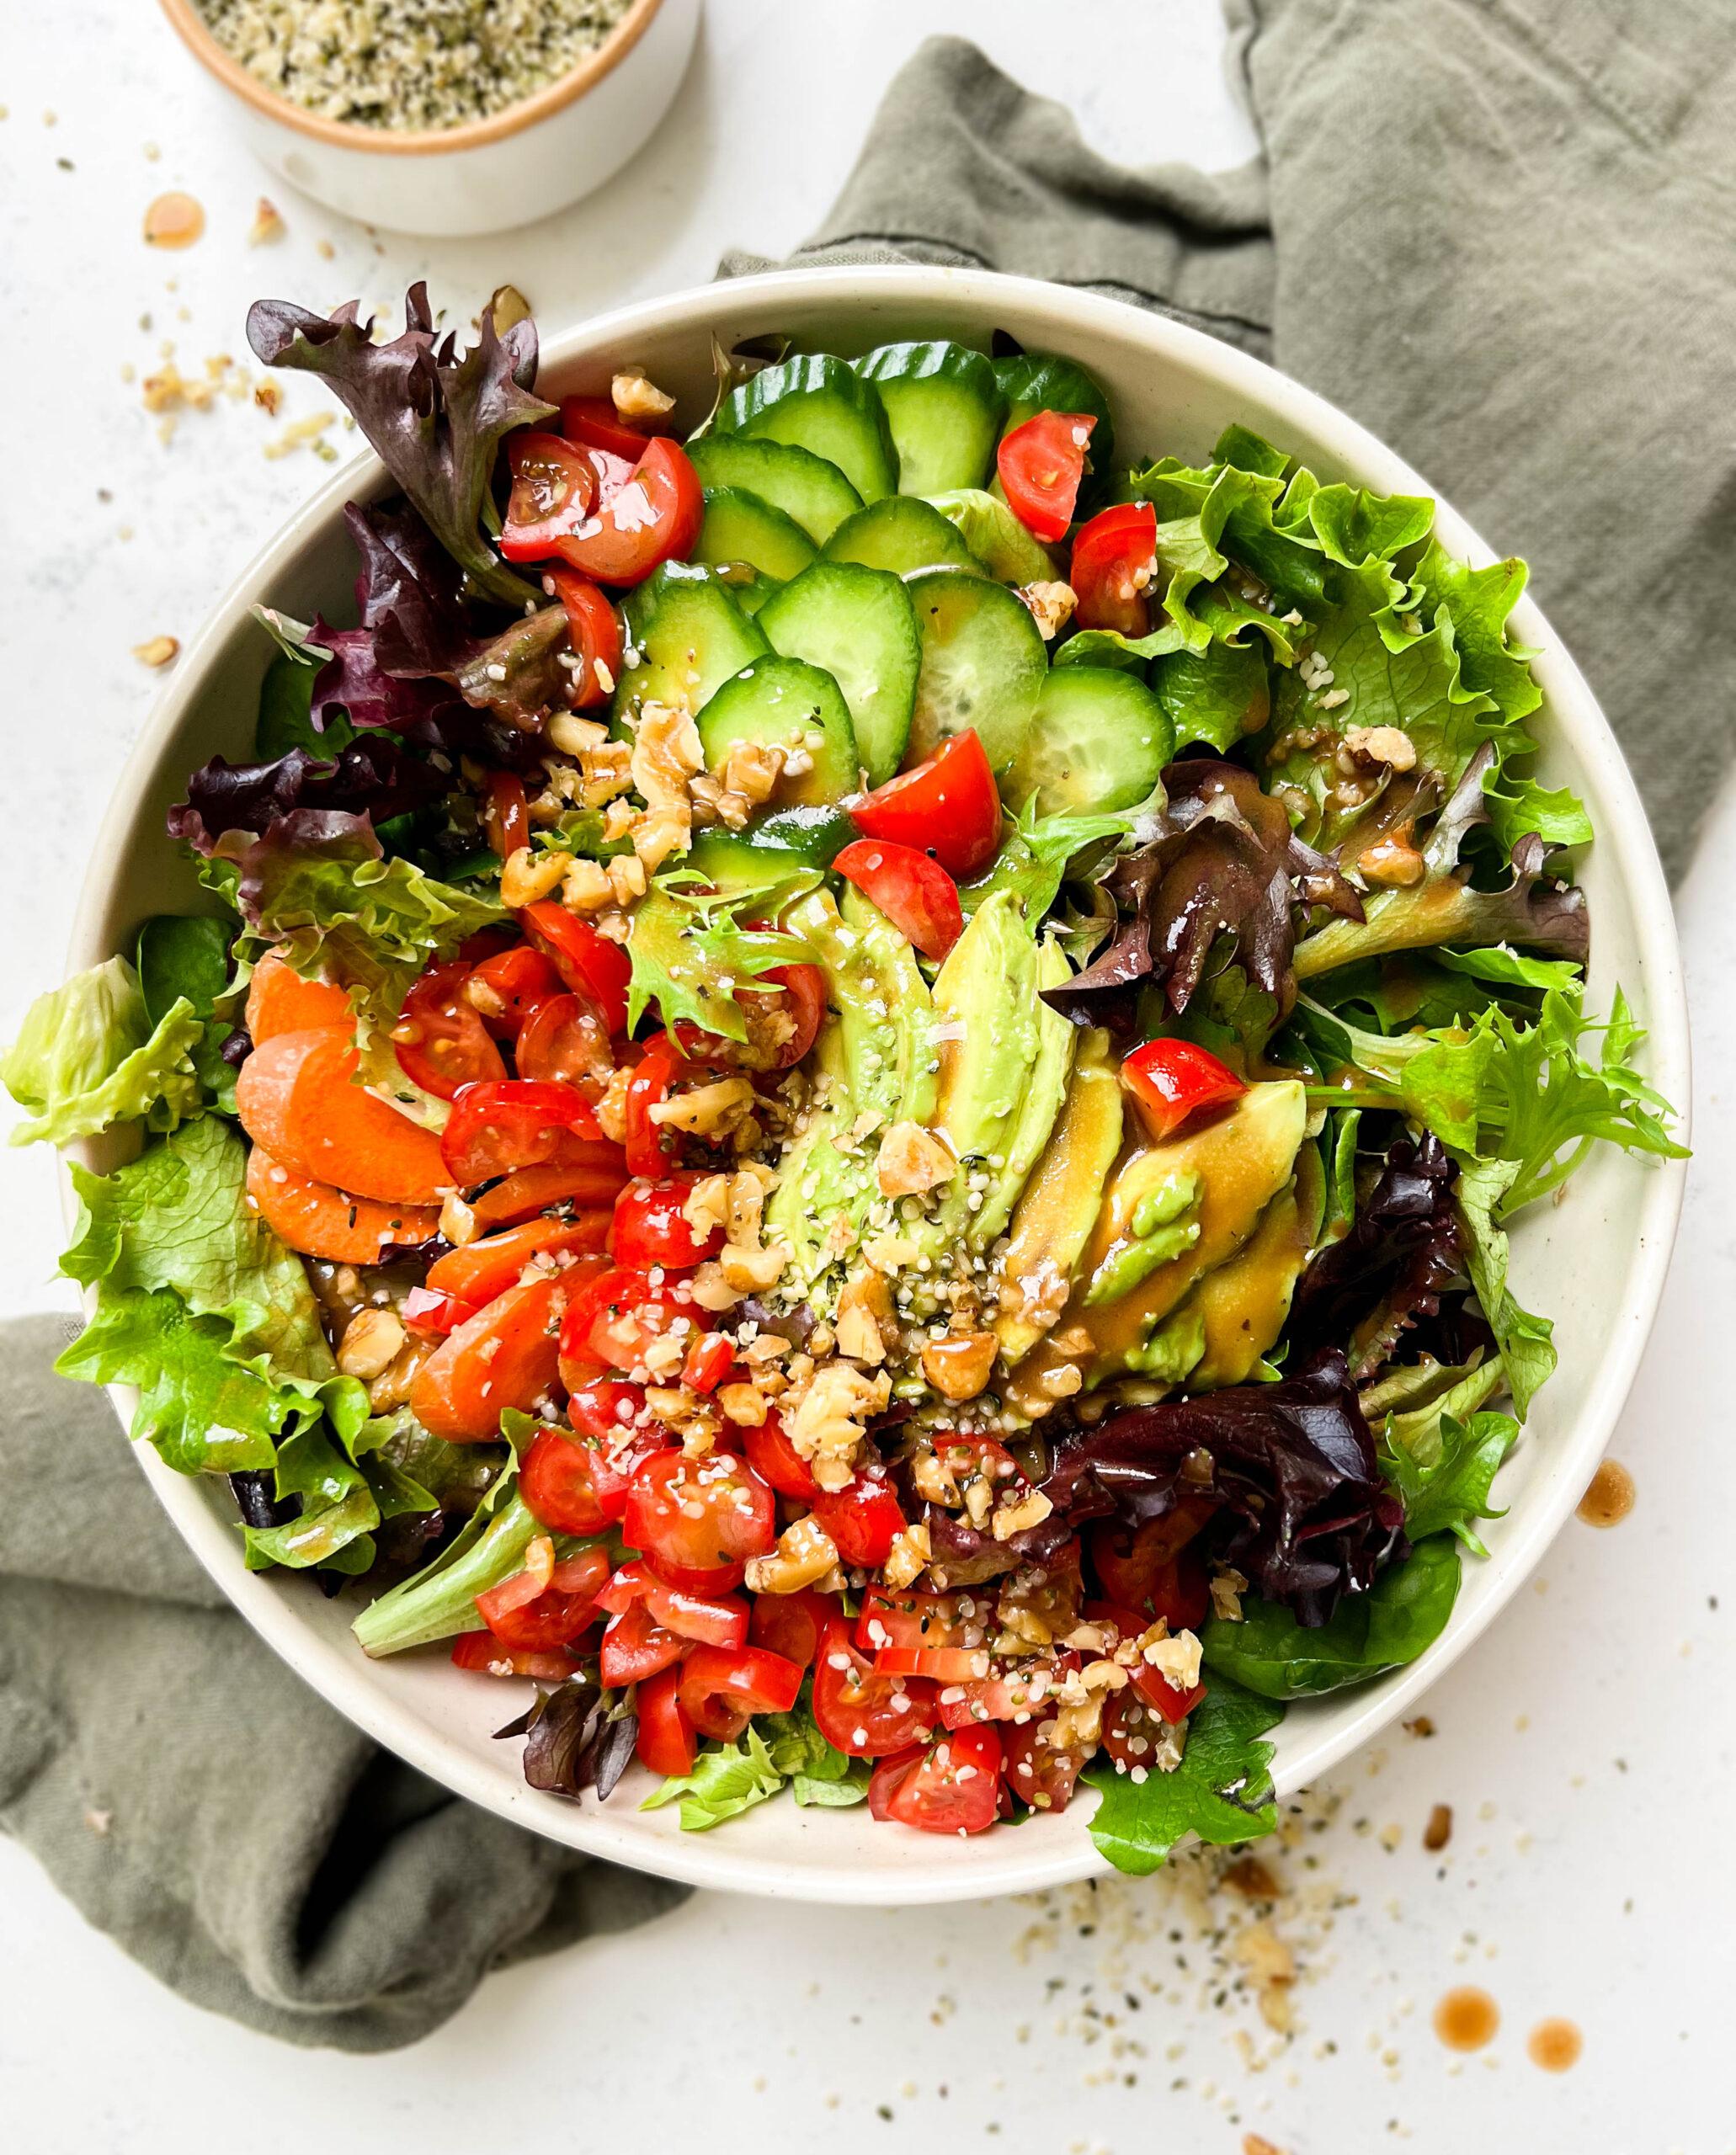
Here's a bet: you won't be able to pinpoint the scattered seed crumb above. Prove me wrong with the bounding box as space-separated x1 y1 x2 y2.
316 237 335 259
83 1807 113 1836
133 636 180 669
1402 1716 1435 1738
143 141 160 160
249 196 285 245
264 411 336 460
43 109 57 125
1422 1804 1452 1852
1377 1823 1403 1853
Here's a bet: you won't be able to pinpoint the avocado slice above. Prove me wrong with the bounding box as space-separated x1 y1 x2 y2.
931 890 1039 1172
994 1026 1124 1366
1181 1140 1323 1390
969 935 1075 1251
1003 1077 1307 1413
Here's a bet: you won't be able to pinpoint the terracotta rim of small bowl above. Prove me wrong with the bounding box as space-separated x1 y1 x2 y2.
157 0 665 157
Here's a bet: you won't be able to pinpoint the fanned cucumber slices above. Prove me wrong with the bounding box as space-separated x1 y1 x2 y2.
759 561 920 785
695 655 859 807
686 434 862 544
904 569 1047 772
823 496 982 578
1005 665 1174 817
693 487 817 583
613 567 768 726
711 354 897 506
855 341 1005 496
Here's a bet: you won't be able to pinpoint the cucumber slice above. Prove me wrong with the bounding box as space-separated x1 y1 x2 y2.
993 351 1116 474
687 435 862 544
823 496 982 578
693 487 817 583
855 341 1005 496
904 568 1047 772
758 561 920 785
1004 665 1174 817
613 567 768 729
712 354 897 505
695 655 859 806
688 806 853 893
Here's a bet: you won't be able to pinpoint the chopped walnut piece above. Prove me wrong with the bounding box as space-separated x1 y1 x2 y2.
684 1174 731 1240
1018 579 1077 641
630 701 704 872
1138 1622 1203 1692
132 634 180 668
612 370 676 425
834 1272 892 1365
1338 724 1416 774
1209 1565 1249 1623
991 1486 1054 1542
744 1514 839 1594
559 856 612 912
715 738 787 809
921 1330 998 1403
876 1120 954 1199
882 1521 932 1590
687 1260 745 1313
716 1381 768 1427
1357 830 1427 887
501 845 570 907
337 1308 405 1381
594 1064 634 1146
439 1194 478 1248
784 1360 891 1491
248 197 285 246
652 1077 758 1140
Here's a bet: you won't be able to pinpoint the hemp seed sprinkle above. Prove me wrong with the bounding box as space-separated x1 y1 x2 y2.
194 0 636 133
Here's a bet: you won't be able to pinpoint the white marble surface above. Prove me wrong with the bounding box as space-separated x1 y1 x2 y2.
0 4 1728 2149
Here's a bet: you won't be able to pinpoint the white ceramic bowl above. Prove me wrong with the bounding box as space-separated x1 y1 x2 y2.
67 268 1690 1903
157 0 700 237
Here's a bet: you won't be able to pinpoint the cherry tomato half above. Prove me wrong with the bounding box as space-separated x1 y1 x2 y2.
1120 1036 1248 1141
515 992 614 1092
544 567 623 710
599 1598 685 1687
623 1449 776 1594
450 1634 580 1683
482 771 530 863
673 960 828 1073
1001 1716 1087 1813
850 729 1001 881
439 1078 604 1187
812 1621 937 1759
997 410 1096 544
883 1725 1004 1835
395 961 508 1101
519 901 631 1035
475 1545 610 1651
521 1428 615 1536
832 838 964 960
549 435 702 588
809 1467 907 1569
561 392 664 463
466 945 560 1040
596 1561 749 1648
677 1642 803 1743
748 1585 838 1672
610 1175 724 1270
499 432 597 563
1070 501 1158 636
635 1663 696 1776
559 1265 707 1378
742 1413 817 1502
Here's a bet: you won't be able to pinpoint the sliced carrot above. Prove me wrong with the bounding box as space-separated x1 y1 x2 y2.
236 1026 450 1205
468 1154 628 1234
245 950 350 1041
426 1212 611 1305
409 1274 567 1442
245 1144 439 1264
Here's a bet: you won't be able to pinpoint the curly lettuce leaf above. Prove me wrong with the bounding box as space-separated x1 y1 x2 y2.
641 1694 868 1829
925 488 1059 584
3 957 203 1148
961 798 1144 922
627 879 815 1044
1084 1673 1281 1875
1381 1392 1516 1556
1147 639 1272 756
247 283 552 608
1201 1537 1462 1700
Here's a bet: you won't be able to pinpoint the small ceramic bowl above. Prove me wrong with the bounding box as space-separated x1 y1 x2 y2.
157 0 700 237
68 267 1690 1903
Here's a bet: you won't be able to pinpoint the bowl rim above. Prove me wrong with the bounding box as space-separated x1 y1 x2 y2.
157 0 667 157
65 265 1691 1903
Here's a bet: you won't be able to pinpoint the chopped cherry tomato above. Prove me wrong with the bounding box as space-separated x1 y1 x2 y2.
518 901 631 1035
439 1078 604 1186
1132 1663 1206 1726
748 1586 838 1671
935 1659 1070 1729
1070 501 1159 636
610 1175 724 1269
812 1620 937 1758
558 1265 707 1377
549 435 702 588
475 1545 609 1651
237 1026 449 1204
599 1598 685 1686
243 950 349 1042
514 992 614 1092
997 410 1096 544
407 1274 566 1441
884 1725 1004 1835
499 431 598 562
598 1561 749 1649
622 1449 775 1594
466 945 561 1039
1089 1505 1215 1627
456 924 520 966
426 1214 608 1306
1120 1036 1249 1140
522 1429 615 1535
809 1467 907 1569
450 1634 580 1682
394 962 509 1102
243 1145 439 1265
855 1588 977 1658
742 1413 817 1502
851 729 1001 880
1001 1715 1086 1813
682 1332 734 1396
832 838 963 960
469 1163 626 1233
561 391 664 463
635 1663 696 1777
544 567 624 710
563 1374 649 1442
677 1642 802 1743
482 771 530 862
1099 1688 1177 1775
624 1035 682 1177
875 1644 993 1684
674 960 828 1074
402 1285 474 1338
866 1745 925 1822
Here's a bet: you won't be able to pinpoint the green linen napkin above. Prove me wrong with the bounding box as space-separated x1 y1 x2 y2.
7 0 1728 2052
727 3 1736 886
0 1314 684 2051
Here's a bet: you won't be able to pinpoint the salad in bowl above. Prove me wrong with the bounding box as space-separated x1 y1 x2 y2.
6 283 1684 1870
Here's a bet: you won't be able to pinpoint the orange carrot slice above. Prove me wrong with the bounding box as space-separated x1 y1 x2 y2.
237 1026 449 1205
245 950 350 1041
245 1144 439 1264
409 1274 567 1441
425 1212 611 1306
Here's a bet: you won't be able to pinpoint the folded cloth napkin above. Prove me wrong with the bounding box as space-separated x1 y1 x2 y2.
0 1314 684 2051
727 1 1736 886
8 0 1730 2052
